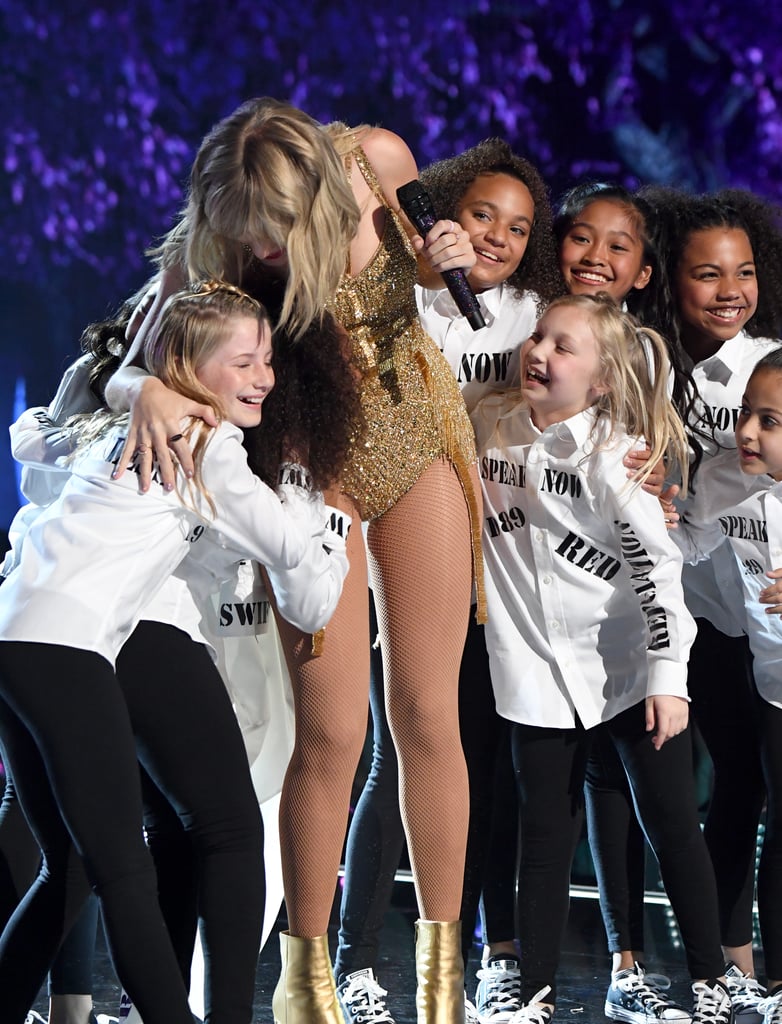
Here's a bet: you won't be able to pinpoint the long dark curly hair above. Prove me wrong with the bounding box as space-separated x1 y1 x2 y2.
634 185 782 479
419 138 565 311
239 270 364 490
637 185 782 346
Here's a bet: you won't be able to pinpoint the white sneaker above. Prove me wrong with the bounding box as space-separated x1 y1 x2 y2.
476 956 522 1022
465 993 485 1024
758 989 782 1024
24 1014 47 1024
725 964 767 1024
692 979 735 1024
507 986 554 1024
338 967 397 1024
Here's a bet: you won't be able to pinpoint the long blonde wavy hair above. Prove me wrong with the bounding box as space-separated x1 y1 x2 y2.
161 98 362 341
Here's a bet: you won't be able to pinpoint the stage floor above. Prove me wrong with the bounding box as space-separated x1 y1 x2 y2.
33 881 758 1023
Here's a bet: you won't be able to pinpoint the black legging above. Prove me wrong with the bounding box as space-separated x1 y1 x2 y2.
584 619 764 957
687 620 765 948
0 768 100 995
584 732 647 954
755 684 782 980
512 700 725 1004
335 609 518 981
0 624 264 1024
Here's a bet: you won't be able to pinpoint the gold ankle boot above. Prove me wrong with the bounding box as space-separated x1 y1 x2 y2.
271 930 342 1024
415 919 465 1024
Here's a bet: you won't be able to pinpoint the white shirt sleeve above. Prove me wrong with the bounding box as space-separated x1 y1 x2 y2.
10 355 101 505
600 455 696 701
200 438 350 632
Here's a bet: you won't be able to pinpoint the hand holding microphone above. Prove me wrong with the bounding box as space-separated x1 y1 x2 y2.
397 180 486 331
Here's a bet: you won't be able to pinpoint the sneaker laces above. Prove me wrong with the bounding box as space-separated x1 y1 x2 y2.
615 966 682 1017
692 981 733 1024
725 965 767 1008
507 986 554 1024
477 960 523 1014
340 971 396 1024
465 994 484 1024
758 991 782 1024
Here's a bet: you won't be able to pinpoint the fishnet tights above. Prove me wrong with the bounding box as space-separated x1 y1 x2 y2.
275 459 474 936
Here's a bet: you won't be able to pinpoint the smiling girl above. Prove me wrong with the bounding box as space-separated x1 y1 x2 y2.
674 346 782 1024
471 293 729 1024
636 187 782 1010
0 283 350 1024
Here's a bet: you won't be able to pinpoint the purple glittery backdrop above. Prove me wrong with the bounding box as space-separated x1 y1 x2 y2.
0 0 780 522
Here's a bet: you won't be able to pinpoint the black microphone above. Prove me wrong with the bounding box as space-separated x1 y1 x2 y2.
397 180 486 332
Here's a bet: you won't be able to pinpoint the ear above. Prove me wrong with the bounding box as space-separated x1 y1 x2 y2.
589 378 610 401
633 263 653 291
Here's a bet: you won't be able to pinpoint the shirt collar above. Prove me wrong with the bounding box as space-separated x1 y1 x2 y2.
698 330 750 380
421 282 505 326
537 406 599 449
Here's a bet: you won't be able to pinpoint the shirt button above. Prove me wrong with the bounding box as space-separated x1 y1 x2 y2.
535 532 544 543
550 620 561 631
542 575 552 586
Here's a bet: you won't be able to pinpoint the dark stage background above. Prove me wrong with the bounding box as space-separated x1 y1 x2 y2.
2 0 781 529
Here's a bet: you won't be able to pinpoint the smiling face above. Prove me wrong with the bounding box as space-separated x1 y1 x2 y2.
520 304 607 428
675 227 758 361
456 172 535 293
736 367 782 481
196 315 275 428
559 198 652 303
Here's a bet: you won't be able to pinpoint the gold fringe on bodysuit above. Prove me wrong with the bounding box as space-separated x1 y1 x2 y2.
330 146 486 623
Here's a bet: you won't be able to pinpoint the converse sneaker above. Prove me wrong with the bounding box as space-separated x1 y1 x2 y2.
465 992 485 1024
725 964 767 1024
338 967 397 1023
606 963 692 1023
758 987 782 1024
476 956 522 1022
24 1014 47 1024
692 979 735 1024
507 986 554 1024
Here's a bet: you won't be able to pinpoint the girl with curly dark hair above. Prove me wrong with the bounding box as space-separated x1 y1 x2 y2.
634 186 782 1009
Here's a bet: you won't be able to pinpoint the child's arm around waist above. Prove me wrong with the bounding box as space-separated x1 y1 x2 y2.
202 435 350 632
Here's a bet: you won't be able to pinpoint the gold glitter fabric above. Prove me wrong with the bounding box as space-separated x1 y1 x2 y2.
330 146 485 620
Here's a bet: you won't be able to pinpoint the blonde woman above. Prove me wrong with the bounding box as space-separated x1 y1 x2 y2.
108 97 484 1024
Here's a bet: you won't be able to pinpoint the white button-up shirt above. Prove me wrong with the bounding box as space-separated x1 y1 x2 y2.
471 395 696 729
2 416 348 665
675 447 782 710
678 330 779 635
416 283 540 412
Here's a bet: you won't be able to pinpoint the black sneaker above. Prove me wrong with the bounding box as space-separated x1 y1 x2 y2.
506 986 553 1024
606 964 691 1023
758 987 782 1024
476 956 522 1022
725 964 767 1024
692 979 735 1024
338 967 397 1024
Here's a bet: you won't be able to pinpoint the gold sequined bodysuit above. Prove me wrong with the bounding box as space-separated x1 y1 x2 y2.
330 147 485 619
